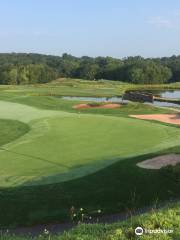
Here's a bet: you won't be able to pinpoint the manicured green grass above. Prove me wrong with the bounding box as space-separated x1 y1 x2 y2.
0 78 180 98
0 79 180 227
0 146 180 227
0 119 29 147
0 92 174 116
0 101 179 187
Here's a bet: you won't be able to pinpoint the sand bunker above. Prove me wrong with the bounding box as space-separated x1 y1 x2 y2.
130 114 180 125
137 154 180 169
73 103 121 109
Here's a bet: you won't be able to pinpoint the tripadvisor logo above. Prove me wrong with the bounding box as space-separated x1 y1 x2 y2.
135 227 144 236
135 226 174 236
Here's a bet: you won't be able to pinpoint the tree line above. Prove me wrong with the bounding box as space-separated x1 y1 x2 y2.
0 53 179 84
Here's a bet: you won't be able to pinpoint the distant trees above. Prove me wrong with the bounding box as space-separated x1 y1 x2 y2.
76 63 100 80
127 61 172 84
0 63 58 85
0 53 179 85
160 55 180 82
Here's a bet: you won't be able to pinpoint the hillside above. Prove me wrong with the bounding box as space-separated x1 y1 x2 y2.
1 202 180 240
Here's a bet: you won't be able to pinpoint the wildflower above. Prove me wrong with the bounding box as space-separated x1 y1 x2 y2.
70 206 75 213
80 208 83 211
44 228 49 235
98 209 102 213
73 213 77 217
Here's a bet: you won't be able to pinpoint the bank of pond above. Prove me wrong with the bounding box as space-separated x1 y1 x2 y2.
62 89 180 108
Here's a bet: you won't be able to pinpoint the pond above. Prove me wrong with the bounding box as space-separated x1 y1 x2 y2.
138 90 180 99
62 90 180 108
146 101 180 108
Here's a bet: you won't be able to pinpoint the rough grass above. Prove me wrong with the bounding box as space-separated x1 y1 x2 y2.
59 202 180 240
1 78 180 98
1 202 180 239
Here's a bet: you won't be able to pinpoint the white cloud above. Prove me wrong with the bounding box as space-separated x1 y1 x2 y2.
147 9 180 30
148 16 173 29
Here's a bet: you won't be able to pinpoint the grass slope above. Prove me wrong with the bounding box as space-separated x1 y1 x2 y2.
0 119 29 146
2 202 180 239
59 202 180 240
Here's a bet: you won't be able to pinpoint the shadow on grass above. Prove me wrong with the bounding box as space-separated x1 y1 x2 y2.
0 147 70 169
0 146 180 227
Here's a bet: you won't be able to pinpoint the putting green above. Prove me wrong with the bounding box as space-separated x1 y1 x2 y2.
0 100 180 187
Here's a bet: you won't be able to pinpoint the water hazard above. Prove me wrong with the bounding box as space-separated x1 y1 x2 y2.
62 90 180 108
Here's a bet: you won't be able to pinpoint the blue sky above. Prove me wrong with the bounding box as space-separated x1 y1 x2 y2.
0 0 180 58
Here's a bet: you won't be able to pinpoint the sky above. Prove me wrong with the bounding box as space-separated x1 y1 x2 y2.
0 0 180 58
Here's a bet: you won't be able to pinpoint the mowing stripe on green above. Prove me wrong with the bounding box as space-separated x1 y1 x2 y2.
0 100 180 187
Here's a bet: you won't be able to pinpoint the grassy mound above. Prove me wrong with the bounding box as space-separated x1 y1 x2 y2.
0 119 29 147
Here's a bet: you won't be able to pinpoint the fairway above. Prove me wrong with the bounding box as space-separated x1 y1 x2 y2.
0 100 180 187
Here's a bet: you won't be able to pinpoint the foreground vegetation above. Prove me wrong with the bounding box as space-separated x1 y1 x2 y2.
1 202 180 239
48 201 180 240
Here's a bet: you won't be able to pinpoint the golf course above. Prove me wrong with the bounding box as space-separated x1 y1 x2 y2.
0 79 180 228
0 100 180 187
2 1 180 238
